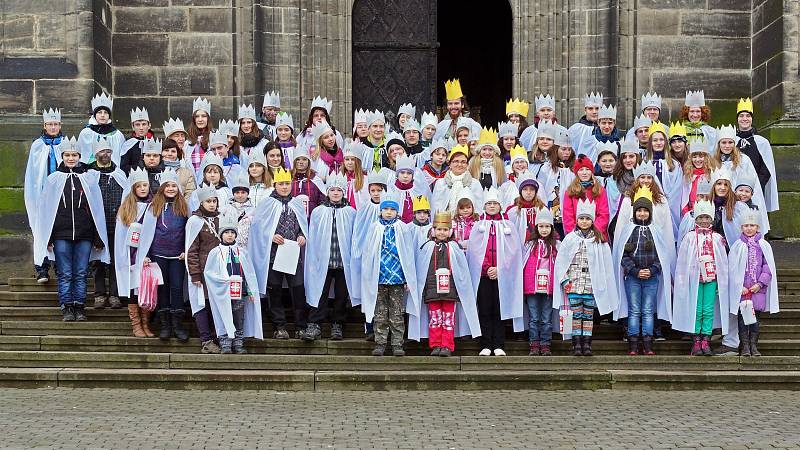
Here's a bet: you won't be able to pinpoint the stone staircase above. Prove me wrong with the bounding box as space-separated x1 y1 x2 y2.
1 270 799 391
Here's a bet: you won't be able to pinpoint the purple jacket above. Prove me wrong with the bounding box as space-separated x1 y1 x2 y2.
740 234 772 311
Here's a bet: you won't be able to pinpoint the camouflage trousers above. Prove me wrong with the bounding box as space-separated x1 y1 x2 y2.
374 284 406 347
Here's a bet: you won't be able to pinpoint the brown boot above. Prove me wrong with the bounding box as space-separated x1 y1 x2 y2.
127 304 146 338
139 308 155 338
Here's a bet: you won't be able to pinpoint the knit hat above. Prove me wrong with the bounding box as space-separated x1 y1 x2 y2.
379 193 399 211
572 154 594 175
385 132 407 154
515 172 539 192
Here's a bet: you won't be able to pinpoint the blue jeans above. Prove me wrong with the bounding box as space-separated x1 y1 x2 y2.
53 240 92 306
153 256 186 311
526 293 553 345
625 274 659 337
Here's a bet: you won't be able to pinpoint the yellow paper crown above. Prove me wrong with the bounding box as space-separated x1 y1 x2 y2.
448 144 470 160
633 185 653 204
477 126 498 146
647 121 667 137
510 145 527 161
669 121 687 139
505 98 530 118
273 167 292 184
433 211 452 228
444 79 464 101
737 97 753 115
412 195 430 212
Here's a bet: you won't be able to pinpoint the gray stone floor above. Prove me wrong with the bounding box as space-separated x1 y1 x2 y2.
0 389 798 449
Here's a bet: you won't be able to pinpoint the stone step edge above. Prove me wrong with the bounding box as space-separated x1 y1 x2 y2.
2 368 800 390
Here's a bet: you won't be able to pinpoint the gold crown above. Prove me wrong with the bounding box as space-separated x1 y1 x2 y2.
647 121 667 137
669 121 687 139
633 185 653 204
412 195 430 212
737 97 753 115
505 98 530 118
477 126 498 146
510 145 527 160
273 167 292 184
444 79 464 101
449 144 470 160
433 211 452 229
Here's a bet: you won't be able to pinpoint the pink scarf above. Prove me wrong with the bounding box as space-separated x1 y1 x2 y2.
319 147 344 173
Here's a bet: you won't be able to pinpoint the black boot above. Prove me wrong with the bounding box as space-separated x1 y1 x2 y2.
61 303 76 322
73 304 87 322
157 310 172 341
750 330 761 357
582 336 593 356
627 335 639 356
171 309 189 343
642 336 655 356
572 336 582 356
739 331 751 357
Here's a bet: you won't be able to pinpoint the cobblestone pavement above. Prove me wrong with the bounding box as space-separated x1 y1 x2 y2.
0 388 798 449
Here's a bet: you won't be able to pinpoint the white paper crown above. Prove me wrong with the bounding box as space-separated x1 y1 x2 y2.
200 150 224 174
60 136 78 153
238 104 257 121
689 139 711 155
92 137 112 155
292 145 310 162
554 125 571 147
428 138 450 153
230 171 250 190
128 167 149 187
219 214 239 234
716 124 737 143
163 117 186 138
641 92 662 110
595 140 618 157
310 95 332 112
354 108 368 125
248 147 267 167
685 90 705 108
535 94 556 111
209 130 228 148
696 179 712 195
395 154 415 172
598 104 617 121
367 110 385 126
398 103 416 119
420 112 438 129
741 208 761 227
584 92 603 108
142 137 162 155
619 137 641 155
275 112 294 130
694 199 714 219
326 172 347 192
498 121 518 139
482 186 501 206
343 140 365 162
711 167 733 185
130 107 149 123
576 198 596 220
311 120 333 142
535 207 554 226
633 160 656 179
537 120 556 140
158 168 180 186
367 168 391 187
403 118 421 134
515 171 537 190
192 97 211 115
218 119 238 137
91 92 113 112
262 91 281 108
735 172 756 191
632 113 653 131
42 107 61 123
196 186 218 203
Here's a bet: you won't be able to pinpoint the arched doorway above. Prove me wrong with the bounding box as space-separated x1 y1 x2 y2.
436 0 513 126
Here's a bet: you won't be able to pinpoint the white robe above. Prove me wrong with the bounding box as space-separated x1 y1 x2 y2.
304 204 356 307
430 175 484 214
612 221 674 322
114 202 154 296
465 217 525 331
552 231 618 316
184 215 215 314
613 197 676 270
350 200 381 306
188 184 232 212
388 180 431 220
77 127 125 165
727 237 779 315
720 156 771 234
33 170 110 265
519 124 538 151
408 240 481 341
433 116 480 141
672 230 730 334
203 244 263 339
567 122 596 159
24 138 63 231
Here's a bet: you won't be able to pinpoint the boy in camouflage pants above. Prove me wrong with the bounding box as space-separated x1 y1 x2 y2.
372 197 408 357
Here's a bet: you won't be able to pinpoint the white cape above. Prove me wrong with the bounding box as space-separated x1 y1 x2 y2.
552 231 618 316
24 138 63 230
304 204 356 307
613 197 676 271
727 237 779 315
203 244 263 339
77 127 125 165
350 200 381 306
114 202 154 296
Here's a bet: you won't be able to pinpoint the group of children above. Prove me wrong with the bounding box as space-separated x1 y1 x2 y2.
24 81 780 357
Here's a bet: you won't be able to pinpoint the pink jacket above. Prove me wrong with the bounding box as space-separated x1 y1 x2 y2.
561 185 610 240
523 241 557 295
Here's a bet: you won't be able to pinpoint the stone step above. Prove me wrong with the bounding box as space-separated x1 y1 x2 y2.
0 351 169 369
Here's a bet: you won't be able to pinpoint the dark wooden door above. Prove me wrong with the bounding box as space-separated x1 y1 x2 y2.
352 0 438 122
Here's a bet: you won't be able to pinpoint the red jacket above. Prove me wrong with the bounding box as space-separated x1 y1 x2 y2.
561 185 610 239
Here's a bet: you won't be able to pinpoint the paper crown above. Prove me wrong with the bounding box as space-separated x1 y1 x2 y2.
273 167 292 184
398 103 416 119
60 136 78 153
554 125 571 148
367 110 385 126
343 140 365 161
737 97 753 115
263 91 281 108
433 211 452 228
128 167 149 187
537 120 556 140
689 139 711 155
196 186 219 204
325 172 347 192
420 111 438 129
694 199 714 219
449 143 470 160
505 98 529 117
736 172 757 191
595 140 619 158
353 108 368 125
482 186 501 206
130 107 149 123
632 113 652 131
741 209 761 227
444 79 464 101
248 147 267 167
403 118 421 134
219 214 239 235
219 119 238 137
619 137 641 155
515 171 538 191
412 195 430 212
209 130 228 148
310 95 332 112
535 94 556 111
200 151 224 174
292 145 310 161
428 138 450 153
93 137 112 154
42 107 61 123
163 117 186 138
535 207 554 226
275 112 294 130
510 145 528 163
633 185 653 204
367 168 392 187
696 179 712 196
685 90 705 108
669 121 687 139
498 121 518 139
477 126 499 147
238 104 257 121
192 97 211 115
142 137 162 155
641 92 662 110
395 154 416 172
716 124 737 143
91 92 113 112
576 198 596 220
311 120 333 143
598 104 617 121
230 171 250 191
633 160 656 179
379 192 400 210
648 121 667 137
584 92 603 108
159 168 180 186
711 166 733 185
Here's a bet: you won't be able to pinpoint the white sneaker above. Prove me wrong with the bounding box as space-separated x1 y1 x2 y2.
493 348 506 356
478 348 492 356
